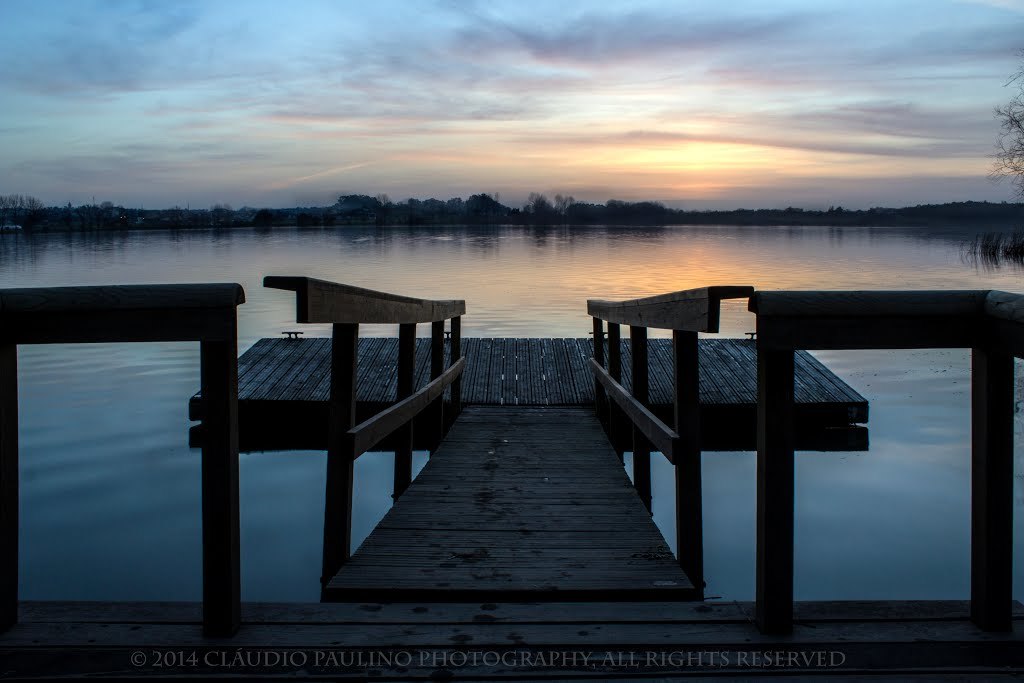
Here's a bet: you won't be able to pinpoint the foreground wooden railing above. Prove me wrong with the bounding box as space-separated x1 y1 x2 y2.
750 289 1021 635
588 286 755 600
263 277 465 596
0 284 246 636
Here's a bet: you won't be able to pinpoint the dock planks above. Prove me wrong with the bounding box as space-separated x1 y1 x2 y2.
5 600 1022 678
324 406 696 602
193 336 866 411
189 337 868 451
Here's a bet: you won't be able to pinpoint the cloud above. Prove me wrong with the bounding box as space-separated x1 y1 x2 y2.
958 0 1024 14
265 162 372 191
0 1 206 96
450 7 808 67
0 1 1019 208
508 98 991 161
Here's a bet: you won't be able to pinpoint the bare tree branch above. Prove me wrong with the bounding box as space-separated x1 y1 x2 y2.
992 51 1024 198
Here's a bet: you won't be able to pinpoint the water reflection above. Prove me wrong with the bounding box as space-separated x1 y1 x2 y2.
1 225 1022 603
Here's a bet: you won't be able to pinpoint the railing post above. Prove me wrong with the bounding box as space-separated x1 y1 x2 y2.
970 346 1014 631
0 342 17 632
673 330 704 599
394 322 416 499
321 322 357 596
607 322 623 460
630 325 652 513
592 317 607 424
430 320 445 450
755 345 795 635
199 323 241 637
450 316 462 420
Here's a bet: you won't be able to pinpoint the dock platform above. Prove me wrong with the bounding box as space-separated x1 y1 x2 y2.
326 406 695 601
189 337 868 451
3 281 1023 678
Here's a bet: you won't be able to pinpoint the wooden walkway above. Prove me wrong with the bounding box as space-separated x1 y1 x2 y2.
5 600 1022 678
188 337 868 451
325 406 695 602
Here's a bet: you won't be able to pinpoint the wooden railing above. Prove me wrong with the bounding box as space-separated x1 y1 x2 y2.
0 284 246 636
588 286 755 600
749 289 1021 635
263 277 465 595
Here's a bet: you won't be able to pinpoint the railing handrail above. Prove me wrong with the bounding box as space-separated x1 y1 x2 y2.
749 289 988 318
268 277 467 593
588 358 677 461
985 290 1024 322
587 284 753 602
588 285 754 332
264 276 465 324
0 283 246 637
749 289 1024 353
0 283 245 313
347 358 465 459
749 287 1024 637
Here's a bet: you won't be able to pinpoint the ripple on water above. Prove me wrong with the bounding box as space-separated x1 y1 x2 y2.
4 226 1024 603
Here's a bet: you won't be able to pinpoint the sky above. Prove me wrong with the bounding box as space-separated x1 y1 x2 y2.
0 0 1022 210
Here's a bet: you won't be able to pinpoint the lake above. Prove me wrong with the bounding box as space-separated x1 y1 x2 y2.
1 224 1022 603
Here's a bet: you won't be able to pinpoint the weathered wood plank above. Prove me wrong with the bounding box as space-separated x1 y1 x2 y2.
4 615 1022 649
0 343 16 631
567 338 594 403
198 334 241 637
590 359 677 460
449 316 461 415
264 276 464 324
429 320 445 448
970 346 1015 631
750 290 988 318
0 283 245 313
673 330 703 600
393 323 416 498
322 323 358 593
348 359 464 458
213 338 865 413
756 347 795 635
247 337 324 401
1 285 244 345
327 406 694 601
12 598 1024 625
588 285 754 331
191 338 868 455
630 326 652 512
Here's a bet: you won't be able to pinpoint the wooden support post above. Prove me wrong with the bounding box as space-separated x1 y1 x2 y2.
430 320 445 450
970 346 1014 631
755 346 795 635
673 330 704 599
394 322 416 499
0 343 17 632
199 331 241 637
607 322 623 460
321 323 358 597
592 317 607 424
630 325 652 513
450 316 462 421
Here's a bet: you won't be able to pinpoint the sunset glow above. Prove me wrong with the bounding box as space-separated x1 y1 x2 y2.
1 0 1021 209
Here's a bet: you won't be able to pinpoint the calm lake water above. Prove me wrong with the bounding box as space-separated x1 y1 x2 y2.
1 224 1022 603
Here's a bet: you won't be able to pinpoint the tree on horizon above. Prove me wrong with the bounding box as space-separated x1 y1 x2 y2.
993 51 1024 197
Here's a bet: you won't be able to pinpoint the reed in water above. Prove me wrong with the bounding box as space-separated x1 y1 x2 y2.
962 230 1024 266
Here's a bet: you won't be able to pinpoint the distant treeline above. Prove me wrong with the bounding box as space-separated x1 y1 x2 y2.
3 192 1024 232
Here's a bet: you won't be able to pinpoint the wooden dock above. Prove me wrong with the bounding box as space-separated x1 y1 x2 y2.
326 406 694 602
3 280 1022 679
3 600 1022 679
189 337 868 451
